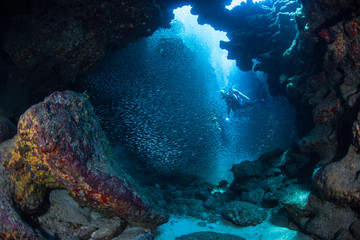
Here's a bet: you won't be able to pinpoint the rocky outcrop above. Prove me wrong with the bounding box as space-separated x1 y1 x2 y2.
190 0 302 95
281 189 357 240
222 201 268 227
313 111 360 205
228 150 359 239
0 91 168 232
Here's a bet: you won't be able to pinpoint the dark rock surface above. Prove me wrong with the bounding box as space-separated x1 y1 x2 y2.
350 219 360 239
0 161 44 239
0 0 162 119
176 231 246 240
188 0 301 96
39 189 128 240
0 91 168 230
313 145 360 204
0 116 16 143
304 200 357 240
222 201 268 227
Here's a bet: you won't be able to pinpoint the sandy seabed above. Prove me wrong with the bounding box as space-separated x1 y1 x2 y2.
154 215 314 240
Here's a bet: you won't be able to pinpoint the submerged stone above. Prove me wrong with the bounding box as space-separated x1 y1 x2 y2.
0 91 168 230
222 201 268 227
313 145 360 205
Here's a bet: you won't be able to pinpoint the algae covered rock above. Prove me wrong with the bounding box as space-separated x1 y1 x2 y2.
222 201 268 227
0 90 168 229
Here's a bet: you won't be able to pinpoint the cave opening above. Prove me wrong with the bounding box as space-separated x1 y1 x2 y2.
84 4 298 185
2 0 360 239
226 0 264 10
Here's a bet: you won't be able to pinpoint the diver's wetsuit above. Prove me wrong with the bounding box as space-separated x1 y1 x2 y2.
221 88 260 115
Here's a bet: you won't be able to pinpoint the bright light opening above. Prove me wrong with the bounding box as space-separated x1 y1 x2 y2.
226 0 264 10
173 5 236 87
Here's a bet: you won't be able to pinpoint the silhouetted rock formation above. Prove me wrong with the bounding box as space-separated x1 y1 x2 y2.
0 116 16 143
0 0 162 119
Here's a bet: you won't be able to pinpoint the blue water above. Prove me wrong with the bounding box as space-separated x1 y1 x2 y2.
84 6 297 183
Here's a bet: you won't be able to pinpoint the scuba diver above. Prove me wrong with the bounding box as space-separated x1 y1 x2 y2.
221 88 264 116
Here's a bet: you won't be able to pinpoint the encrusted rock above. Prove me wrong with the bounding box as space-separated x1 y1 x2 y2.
222 201 268 227
0 90 168 229
312 98 342 124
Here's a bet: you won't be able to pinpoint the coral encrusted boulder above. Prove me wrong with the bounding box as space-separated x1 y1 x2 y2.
0 91 168 229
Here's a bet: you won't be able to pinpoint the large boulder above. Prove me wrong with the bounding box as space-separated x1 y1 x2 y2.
222 201 268 227
313 145 360 205
0 91 168 229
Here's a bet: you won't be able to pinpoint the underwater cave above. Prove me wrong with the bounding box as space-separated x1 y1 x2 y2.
0 0 360 239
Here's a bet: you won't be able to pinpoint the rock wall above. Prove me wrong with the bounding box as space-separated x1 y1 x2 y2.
224 0 360 238
0 0 162 120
